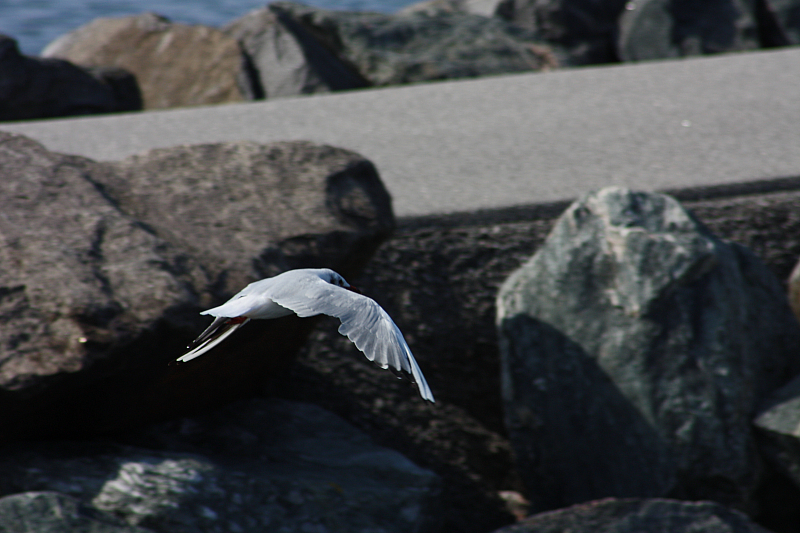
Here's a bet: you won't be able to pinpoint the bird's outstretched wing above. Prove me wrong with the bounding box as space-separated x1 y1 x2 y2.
267 277 435 403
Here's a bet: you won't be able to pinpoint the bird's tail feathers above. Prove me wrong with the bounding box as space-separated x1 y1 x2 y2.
188 316 228 349
176 317 250 363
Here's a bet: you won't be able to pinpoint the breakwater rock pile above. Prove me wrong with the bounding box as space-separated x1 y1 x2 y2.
2 0 800 121
4 131 800 532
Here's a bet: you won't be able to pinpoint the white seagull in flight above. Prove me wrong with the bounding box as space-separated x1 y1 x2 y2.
177 268 434 402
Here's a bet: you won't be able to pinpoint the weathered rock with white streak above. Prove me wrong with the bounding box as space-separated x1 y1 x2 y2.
0 399 441 533
496 187 800 512
42 13 249 109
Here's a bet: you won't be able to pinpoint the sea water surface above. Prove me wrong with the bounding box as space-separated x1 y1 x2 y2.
0 0 420 56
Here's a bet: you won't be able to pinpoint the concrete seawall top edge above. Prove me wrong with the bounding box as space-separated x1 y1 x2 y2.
4 47 800 218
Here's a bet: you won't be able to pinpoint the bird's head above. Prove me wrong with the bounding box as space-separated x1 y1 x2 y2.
323 269 362 294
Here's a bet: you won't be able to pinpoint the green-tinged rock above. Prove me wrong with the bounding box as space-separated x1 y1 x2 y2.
496 187 800 512
268 1 559 87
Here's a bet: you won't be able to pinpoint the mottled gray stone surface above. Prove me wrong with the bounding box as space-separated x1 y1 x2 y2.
268 1 559 87
223 7 368 98
0 132 394 441
496 187 800 512
0 399 441 533
0 492 153 533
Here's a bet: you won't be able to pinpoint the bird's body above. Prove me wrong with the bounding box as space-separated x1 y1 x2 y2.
178 268 434 402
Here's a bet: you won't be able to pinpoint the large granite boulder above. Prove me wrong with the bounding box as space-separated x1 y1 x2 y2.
496 187 800 512
0 131 202 439
0 131 394 441
493 0 629 64
0 399 441 533
42 13 250 109
223 7 368 98
97 140 393 298
492 498 770 533
267 1 559 87
0 34 140 121
618 0 761 62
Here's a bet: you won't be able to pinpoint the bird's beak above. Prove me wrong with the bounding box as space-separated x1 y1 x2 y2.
347 285 362 294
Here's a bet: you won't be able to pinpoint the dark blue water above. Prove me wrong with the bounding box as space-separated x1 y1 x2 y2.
0 0 419 56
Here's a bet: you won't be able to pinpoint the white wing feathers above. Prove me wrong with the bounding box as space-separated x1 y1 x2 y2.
266 277 435 403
